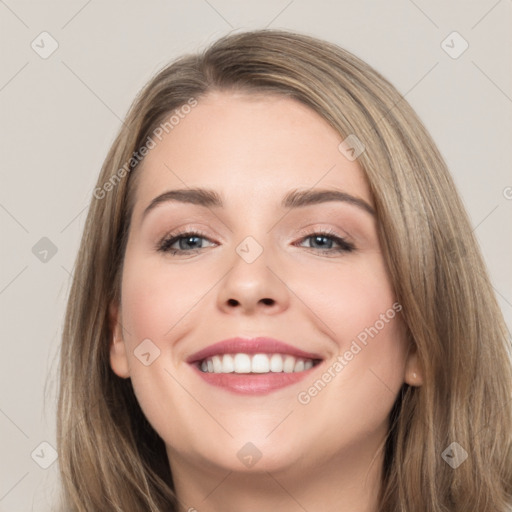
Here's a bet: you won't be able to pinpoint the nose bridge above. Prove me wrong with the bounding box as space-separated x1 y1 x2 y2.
228 195 275 265
216 227 289 313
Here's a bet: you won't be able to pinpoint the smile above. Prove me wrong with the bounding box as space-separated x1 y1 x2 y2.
187 337 325 394
199 353 321 374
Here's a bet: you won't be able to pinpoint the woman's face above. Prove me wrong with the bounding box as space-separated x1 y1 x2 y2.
110 91 419 478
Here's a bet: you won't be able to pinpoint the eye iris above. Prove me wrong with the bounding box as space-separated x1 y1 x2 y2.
311 235 332 249
180 235 202 250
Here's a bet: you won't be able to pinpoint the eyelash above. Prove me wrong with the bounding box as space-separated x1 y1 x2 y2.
156 228 355 256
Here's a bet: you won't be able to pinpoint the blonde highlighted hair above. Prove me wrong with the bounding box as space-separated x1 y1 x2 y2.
57 29 512 511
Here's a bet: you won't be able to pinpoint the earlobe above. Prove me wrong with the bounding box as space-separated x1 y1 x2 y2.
404 343 423 387
108 302 130 379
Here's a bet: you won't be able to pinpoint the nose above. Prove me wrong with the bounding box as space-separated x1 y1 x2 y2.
216 244 290 315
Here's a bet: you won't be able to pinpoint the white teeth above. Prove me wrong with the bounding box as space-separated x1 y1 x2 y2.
233 353 251 373
294 359 305 372
212 355 222 373
283 355 296 373
221 354 234 373
270 353 283 372
199 353 317 374
251 353 270 373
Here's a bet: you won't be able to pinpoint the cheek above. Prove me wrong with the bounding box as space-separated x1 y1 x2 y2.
120 254 203 348
291 263 406 458
292 255 407 403
293 254 399 346
118 254 200 441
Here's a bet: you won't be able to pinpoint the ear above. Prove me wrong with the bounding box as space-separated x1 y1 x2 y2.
404 342 423 386
108 301 130 378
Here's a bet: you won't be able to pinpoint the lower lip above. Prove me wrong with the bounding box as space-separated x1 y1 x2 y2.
191 365 318 395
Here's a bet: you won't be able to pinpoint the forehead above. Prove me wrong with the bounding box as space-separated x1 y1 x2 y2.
131 90 371 212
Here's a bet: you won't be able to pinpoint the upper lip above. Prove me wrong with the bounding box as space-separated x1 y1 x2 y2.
186 337 323 364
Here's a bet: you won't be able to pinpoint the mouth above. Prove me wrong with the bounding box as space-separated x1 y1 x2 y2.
196 353 322 374
187 337 324 395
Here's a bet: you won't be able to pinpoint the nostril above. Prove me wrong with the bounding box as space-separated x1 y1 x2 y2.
261 298 274 305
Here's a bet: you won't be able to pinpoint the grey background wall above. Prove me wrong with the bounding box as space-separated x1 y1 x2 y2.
1 1 511 510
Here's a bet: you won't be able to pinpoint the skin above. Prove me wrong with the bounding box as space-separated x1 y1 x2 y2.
109 91 422 512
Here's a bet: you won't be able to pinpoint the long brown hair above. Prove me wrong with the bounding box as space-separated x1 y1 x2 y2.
57 29 512 511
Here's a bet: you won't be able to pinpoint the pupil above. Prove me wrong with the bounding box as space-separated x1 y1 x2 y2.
182 236 200 250
314 235 330 248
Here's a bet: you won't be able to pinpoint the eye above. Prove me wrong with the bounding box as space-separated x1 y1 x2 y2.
157 230 216 254
295 229 355 254
156 228 355 256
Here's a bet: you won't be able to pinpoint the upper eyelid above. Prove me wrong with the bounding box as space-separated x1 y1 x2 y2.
160 221 353 238
159 226 351 242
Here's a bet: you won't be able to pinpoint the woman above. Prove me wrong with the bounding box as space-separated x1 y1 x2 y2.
57 29 512 511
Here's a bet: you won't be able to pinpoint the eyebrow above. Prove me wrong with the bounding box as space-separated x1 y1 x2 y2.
141 187 375 220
